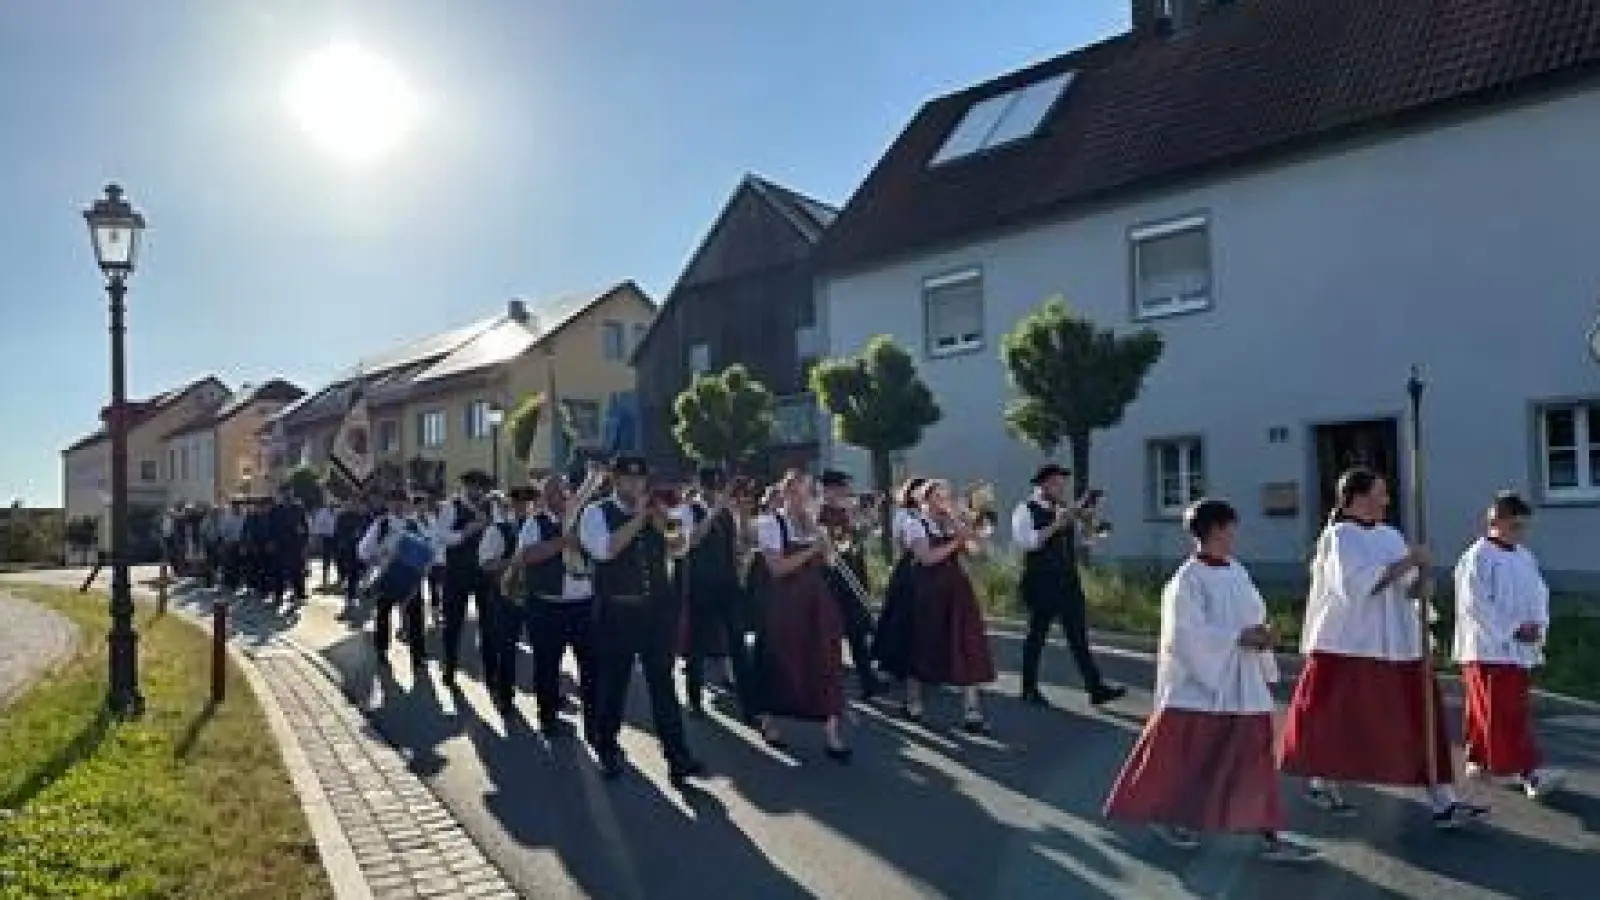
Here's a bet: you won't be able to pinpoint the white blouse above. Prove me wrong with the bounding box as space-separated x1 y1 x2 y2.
1453 537 1550 668
1301 521 1423 661
1155 556 1279 714
755 511 815 553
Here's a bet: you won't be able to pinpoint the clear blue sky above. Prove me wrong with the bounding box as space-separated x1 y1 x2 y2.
0 0 1128 507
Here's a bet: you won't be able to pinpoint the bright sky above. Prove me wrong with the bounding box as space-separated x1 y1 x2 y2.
0 0 1128 507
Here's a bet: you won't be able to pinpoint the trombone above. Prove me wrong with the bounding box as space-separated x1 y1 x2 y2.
810 499 874 606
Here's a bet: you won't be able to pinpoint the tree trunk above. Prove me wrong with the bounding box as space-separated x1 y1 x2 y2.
872 450 895 564
1070 431 1093 499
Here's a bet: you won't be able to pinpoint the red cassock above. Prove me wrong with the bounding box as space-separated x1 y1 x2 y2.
757 561 845 721
1105 709 1283 832
907 541 996 687
1461 662 1540 777
1278 652 1454 786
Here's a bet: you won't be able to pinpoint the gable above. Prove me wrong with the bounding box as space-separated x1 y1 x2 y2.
677 184 815 291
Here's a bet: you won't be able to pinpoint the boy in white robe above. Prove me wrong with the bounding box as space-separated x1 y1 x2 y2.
1453 492 1563 799
1280 467 1488 829
1104 499 1318 863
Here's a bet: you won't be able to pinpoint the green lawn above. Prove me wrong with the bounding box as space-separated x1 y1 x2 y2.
0 586 334 900
865 551 1600 702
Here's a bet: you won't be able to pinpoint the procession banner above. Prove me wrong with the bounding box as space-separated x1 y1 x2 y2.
330 390 376 491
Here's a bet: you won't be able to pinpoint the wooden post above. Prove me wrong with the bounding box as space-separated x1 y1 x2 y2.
1406 366 1438 788
211 598 227 704
158 556 169 614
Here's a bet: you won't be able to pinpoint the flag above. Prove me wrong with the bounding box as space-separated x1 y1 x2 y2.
330 387 375 491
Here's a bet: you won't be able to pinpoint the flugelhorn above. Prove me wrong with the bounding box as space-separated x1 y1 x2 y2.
561 462 610 575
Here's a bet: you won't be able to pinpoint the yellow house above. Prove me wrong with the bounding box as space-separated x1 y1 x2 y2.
60 376 230 547
162 379 306 505
273 282 655 492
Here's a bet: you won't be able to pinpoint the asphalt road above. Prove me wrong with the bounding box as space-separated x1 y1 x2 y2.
15 567 1599 899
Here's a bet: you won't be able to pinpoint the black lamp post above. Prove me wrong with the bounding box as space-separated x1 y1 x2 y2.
487 403 505 487
85 183 147 718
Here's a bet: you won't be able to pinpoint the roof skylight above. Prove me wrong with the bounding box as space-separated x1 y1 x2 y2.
930 71 1075 166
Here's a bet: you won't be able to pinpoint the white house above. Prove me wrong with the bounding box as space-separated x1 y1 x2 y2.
814 0 1600 589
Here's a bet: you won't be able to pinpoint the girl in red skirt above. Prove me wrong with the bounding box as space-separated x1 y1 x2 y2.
1104 499 1318 863
1279 467 1488 829
903 479 997 733
1452 491 1564 799
751 470 852 763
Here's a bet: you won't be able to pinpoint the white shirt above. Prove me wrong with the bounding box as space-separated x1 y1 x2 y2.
219 511 244 542
310 507 336 537
670 503 699 537
890 508 924 549
1155 556 1279 714
754 511 814 553
899 514 950 549
439 497 482 548
357 514 407 566
478 517 521 567
1453 537 1550 668
578 495 630 561
1301 521 1423 661
1010 491 1054 552
516 513 594 600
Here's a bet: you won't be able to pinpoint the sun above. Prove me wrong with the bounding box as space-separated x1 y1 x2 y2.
284 42 419 165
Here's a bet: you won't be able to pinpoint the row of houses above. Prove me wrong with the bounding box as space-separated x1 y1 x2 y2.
61 0 1600 589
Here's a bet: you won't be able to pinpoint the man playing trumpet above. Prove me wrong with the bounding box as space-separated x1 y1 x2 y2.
816 470 883 701
1010 463 1126 708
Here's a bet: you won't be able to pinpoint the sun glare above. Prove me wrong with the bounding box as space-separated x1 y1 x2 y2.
284 42 419 165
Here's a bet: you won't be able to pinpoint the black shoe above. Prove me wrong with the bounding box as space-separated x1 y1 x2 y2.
541 717 572 738
688 702 707 718
1020 688 1053 708
668 756 707 780
442 666 459 689
824 745 854 765
1090 684 1127 706
599 752 626 780
960 717 991 736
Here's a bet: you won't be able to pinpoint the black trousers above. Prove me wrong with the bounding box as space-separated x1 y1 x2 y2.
478 577 520 702
823 568 879 694
275 550 307 600
373 586 425 659
683 577 753 714
591 597 691 764
1020 577 1104 695
528 600 596 726
318 538 336 583
426 566 446 607
440 566 484 677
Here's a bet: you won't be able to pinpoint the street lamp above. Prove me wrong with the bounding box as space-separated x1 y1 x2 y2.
486 404 505 488
85 183 147 718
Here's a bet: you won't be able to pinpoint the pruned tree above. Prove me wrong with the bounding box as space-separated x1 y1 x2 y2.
810 335 942 560
286 465 326 509
1000 296 1164 492
672 364 775 471
505 392 546 463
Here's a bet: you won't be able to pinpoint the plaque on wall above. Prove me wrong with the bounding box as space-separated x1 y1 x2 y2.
1262 482 1299 517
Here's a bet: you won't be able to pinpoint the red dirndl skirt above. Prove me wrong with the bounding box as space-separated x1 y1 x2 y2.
1279 652 1454 786
1461 662 1540 777
1105 708 1283 833
908 559 996 687
756 564 845 721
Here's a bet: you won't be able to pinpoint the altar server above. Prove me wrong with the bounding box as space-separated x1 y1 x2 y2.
1105 499 1318 862
1279 467 1488 828
1453 491 1564 799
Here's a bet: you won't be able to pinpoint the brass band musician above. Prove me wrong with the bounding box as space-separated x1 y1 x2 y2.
816 470 882 700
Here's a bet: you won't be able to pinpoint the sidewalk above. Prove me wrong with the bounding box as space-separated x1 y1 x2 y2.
3 569 518 900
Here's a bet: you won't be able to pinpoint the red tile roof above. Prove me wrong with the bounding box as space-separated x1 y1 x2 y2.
815 0 1600 273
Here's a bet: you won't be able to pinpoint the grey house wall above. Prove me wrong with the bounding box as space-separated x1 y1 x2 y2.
821 85 1600 590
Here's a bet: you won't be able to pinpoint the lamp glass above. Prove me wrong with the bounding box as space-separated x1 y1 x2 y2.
84 186 146 276
486 406 505 427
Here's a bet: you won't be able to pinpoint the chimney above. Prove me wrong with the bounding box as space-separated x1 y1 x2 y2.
1131 0 1162 33
507 298 529 323
1169 0 1200 31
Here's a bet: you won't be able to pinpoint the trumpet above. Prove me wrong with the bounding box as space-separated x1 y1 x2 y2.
961 480 999 540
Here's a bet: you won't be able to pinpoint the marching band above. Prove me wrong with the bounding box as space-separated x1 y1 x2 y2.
223 448 1572 865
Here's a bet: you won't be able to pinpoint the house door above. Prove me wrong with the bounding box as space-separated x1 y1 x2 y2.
1312 418 1402 529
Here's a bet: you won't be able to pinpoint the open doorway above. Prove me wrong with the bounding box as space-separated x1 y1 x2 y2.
1312 418 1402 530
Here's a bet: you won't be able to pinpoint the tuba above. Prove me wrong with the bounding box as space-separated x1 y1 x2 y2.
563 463 610 576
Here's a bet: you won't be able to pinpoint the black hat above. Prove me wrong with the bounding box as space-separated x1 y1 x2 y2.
460 469 494 488
612 455 648 477
697 466 726 490
820 469 853 488
1031 463 1070 486
507 485 540 502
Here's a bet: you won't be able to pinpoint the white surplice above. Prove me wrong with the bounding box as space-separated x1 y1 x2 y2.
1300 521 1422 662
1453 538 1550 669
1155 557 1280 715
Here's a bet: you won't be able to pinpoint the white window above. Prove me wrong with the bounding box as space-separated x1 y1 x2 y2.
1132 215 1213 319
931 72 1075 165
601 321 627 360
1538 403 1600 501
377 420 399 453
140 460 159 482
923 268 984 357
771 394 820 446
566 400 601 442
465 400 492 440
418 410 446 448
1150 438 1205 517
689 343 710 376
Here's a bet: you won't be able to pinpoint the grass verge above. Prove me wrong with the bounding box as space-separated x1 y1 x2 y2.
865 551 1600 703
0 586 334 900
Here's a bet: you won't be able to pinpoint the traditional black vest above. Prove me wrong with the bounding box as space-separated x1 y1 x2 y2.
444 498 484 576
686 502 738 583
1020 497 1078 586
589 498 669 599
524 512 566 599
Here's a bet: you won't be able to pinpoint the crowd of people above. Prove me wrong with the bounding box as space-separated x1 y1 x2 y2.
179 457 1567 866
